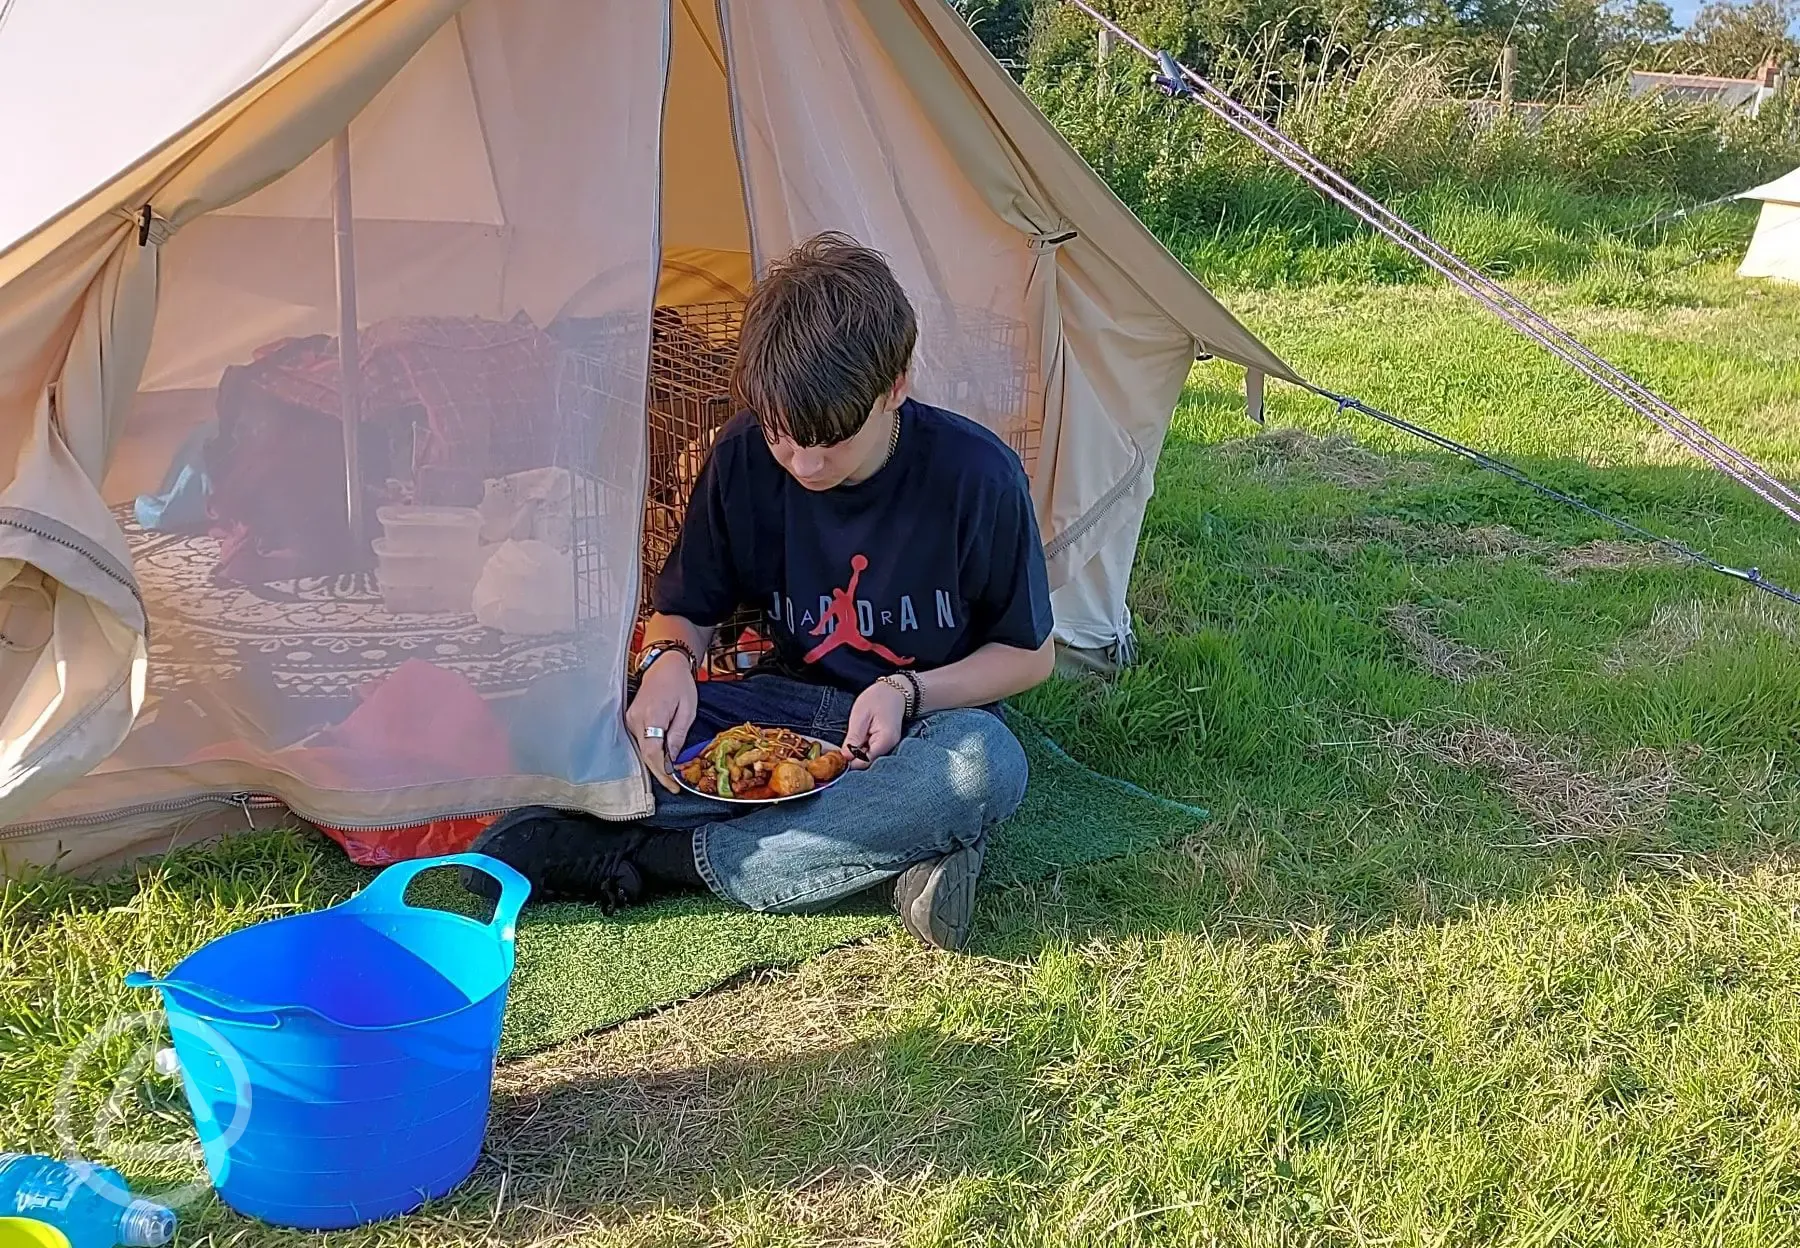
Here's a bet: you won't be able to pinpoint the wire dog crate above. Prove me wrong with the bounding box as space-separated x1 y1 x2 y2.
645 302 769 676
556 303 767 678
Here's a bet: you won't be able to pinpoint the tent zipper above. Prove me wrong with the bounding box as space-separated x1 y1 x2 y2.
1042 438 1147 562
0 792 280 841
0 794 547 842
316 804 652 830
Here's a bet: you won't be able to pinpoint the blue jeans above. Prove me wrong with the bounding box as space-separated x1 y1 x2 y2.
645 675 1029 913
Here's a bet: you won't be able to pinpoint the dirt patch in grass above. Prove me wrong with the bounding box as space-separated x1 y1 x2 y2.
1605 596 1800 673
1385 603 1504 683
1301 517 1549 564
1384 720 1695 845
1432 523 1550 560
1216 429 1434 490
1295 523 1695 587
1547 540 1684 581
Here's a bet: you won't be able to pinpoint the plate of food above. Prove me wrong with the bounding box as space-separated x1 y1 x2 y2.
673 722 851 804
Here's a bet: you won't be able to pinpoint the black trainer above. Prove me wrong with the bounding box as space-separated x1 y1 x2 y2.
462 806 649 913
892 834 987 952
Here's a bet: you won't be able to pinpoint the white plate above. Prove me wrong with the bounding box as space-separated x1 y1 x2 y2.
672 730 849 805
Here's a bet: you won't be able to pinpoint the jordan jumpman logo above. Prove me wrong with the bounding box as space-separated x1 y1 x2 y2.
804 554 915 666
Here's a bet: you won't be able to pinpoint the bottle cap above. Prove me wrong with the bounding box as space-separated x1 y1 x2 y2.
118 1201 175 1248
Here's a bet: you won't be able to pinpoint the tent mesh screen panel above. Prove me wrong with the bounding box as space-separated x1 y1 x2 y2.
553 312 645 668
914 299 1042 479
560 301 765 677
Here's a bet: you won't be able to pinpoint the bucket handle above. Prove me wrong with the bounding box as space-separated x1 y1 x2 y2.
122 970 483 1033
124 971 301 1030
124 855 530 1034
342 852 532 945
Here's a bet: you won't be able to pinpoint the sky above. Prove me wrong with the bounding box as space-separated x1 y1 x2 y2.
1661 0 1800 37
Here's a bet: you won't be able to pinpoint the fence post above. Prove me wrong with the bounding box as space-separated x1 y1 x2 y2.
1499 45 1517 116
1098 27 1113 98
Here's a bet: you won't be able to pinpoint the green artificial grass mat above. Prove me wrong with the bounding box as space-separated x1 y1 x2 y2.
499 716 1203 1055
314 715 1206 1057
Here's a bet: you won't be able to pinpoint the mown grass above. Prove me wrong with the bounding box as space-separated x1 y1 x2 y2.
6 259 1800 1245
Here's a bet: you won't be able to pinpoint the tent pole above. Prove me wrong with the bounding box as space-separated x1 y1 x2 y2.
331 129 365 546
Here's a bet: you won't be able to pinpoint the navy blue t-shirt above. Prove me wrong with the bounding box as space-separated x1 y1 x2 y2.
652 398 1054 691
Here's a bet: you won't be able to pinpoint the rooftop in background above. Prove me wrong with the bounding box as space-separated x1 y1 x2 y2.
1628 62 1788 114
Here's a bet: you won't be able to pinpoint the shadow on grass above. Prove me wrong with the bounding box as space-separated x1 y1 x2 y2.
165 1028 1041 1246
478 1032 1027 1236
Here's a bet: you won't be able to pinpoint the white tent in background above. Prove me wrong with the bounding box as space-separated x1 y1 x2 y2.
0 0 1298 871
1740 169 1800 283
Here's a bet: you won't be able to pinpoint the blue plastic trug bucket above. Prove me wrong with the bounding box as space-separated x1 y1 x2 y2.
126 853 530 1230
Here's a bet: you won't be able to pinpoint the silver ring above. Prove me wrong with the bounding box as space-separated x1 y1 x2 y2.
643 725 667 740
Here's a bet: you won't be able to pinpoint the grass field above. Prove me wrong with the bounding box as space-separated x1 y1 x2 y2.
6 255 1800 1245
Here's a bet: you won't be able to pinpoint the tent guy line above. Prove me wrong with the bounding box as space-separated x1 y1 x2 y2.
1064 0 1800 530
1310 385 1800 607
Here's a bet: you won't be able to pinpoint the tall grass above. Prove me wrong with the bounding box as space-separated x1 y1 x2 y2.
1027 46 1800 287
1174 180 1761 291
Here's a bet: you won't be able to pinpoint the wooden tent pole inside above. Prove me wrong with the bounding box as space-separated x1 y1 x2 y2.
332 129 364 545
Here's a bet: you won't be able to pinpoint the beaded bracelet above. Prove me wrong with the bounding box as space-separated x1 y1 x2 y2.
877 673 917 720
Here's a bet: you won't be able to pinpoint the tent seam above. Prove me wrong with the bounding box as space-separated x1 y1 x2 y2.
0 665 134 801
1043 438 1147 562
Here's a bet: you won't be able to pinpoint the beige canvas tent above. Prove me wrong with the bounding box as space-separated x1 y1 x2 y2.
0 0 1297 871
1739 167 1800 283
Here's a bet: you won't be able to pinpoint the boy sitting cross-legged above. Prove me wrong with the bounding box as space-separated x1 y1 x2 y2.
466 232 1055 951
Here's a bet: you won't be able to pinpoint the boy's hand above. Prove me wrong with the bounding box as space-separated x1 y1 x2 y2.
626 654 698 793
845 679 907 768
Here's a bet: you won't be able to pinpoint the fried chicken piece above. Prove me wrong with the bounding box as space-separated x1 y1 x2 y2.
805 751 848 783
768 760 816 797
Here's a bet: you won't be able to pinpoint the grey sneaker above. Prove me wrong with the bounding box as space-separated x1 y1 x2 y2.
893 835 987 951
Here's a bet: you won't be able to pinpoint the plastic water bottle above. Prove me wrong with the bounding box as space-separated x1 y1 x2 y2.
0 1155 174 1248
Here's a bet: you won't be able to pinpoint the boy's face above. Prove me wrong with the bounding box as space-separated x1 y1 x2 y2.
763 377 907 492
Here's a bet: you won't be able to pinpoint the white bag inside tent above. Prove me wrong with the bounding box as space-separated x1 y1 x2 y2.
1739 167 1800 284
0 0 1298 871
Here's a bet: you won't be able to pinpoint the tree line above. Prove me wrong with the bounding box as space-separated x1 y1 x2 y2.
957 0 1798 101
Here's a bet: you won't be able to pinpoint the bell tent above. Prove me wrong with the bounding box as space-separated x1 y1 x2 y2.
1739 167 1800 283
0 0 1296 871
